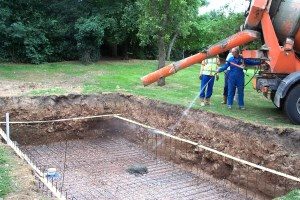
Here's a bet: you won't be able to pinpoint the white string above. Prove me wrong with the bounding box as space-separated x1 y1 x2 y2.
0 114 120 124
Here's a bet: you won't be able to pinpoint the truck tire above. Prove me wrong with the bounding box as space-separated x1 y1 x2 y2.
284 84 300 124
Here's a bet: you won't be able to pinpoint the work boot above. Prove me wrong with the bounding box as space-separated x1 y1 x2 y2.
221 96 227 104
200 98 205 107
205 98 211 106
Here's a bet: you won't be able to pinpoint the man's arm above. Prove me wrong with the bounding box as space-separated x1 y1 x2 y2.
218 61 230 72
244 59 261 66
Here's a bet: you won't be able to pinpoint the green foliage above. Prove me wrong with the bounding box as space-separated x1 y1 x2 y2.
0 1 53 63
177 11 245 53
137 0 205 46
4 22 53 64
0 0 252 63
75 16 105 63
0 0 144 63
24 28 53 64
276 190 300 200
136 0 207 73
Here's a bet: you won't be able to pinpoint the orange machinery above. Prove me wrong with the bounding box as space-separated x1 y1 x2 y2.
141 0 300 124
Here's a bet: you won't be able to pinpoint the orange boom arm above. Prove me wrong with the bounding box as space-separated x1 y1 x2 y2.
141 30 260 86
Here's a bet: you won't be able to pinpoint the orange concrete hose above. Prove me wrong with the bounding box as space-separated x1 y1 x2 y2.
141 30 260 86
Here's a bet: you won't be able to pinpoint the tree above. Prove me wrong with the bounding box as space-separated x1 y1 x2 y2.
0 0 53 63
0 0 140 63
75 16 105 63
91 0 141 58
137 0 206 86
176 10 245 57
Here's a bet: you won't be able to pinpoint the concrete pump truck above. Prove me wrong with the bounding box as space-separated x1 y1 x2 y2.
141 0 300 124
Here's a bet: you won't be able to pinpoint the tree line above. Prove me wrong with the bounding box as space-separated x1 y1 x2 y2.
0 0 244 65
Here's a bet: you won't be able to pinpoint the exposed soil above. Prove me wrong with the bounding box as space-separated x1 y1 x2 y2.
0 69 102 96
0 93 299 199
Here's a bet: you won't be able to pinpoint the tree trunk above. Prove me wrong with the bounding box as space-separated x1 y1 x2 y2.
167 32 178 61
112 44 118 57
123 41 129 60
152 0 171 86
82 49 91 63
157 35 166 86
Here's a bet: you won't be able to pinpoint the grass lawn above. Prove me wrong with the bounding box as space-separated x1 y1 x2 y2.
0 145 12 197
276 190 300 200
0 60 298 129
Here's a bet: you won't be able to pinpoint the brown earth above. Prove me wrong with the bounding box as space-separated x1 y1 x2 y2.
0 93 299 198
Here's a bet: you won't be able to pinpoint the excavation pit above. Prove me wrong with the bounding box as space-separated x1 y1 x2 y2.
0 93 299 199
14 118 245 199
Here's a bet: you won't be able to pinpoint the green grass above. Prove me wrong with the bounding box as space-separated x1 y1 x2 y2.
29 87 67 96
0 62 96 81
0 60 298 129
0 145 11 197
276 190 300 200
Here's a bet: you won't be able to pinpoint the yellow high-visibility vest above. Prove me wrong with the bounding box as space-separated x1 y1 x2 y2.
200 58 218 76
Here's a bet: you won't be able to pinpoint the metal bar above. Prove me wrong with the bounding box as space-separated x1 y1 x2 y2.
254 172 258 199
238 171 240 194
61 133 68 190
169 137 172 161
5 113 10 143
246 165 249 198
164 136 167 158
264 174 267 200
155 133 158 162
174 139 177 163
146 131 149 156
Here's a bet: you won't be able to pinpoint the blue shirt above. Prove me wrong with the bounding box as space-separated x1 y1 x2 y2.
218 56 260 76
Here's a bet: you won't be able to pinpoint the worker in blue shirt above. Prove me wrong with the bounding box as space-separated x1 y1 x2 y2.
217 47 260 109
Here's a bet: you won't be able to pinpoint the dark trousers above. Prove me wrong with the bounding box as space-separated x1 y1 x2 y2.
223 72 229 97
199 75 215 99
227 74 245 106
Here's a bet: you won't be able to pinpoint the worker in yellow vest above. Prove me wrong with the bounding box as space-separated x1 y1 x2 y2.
199 56 219 106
